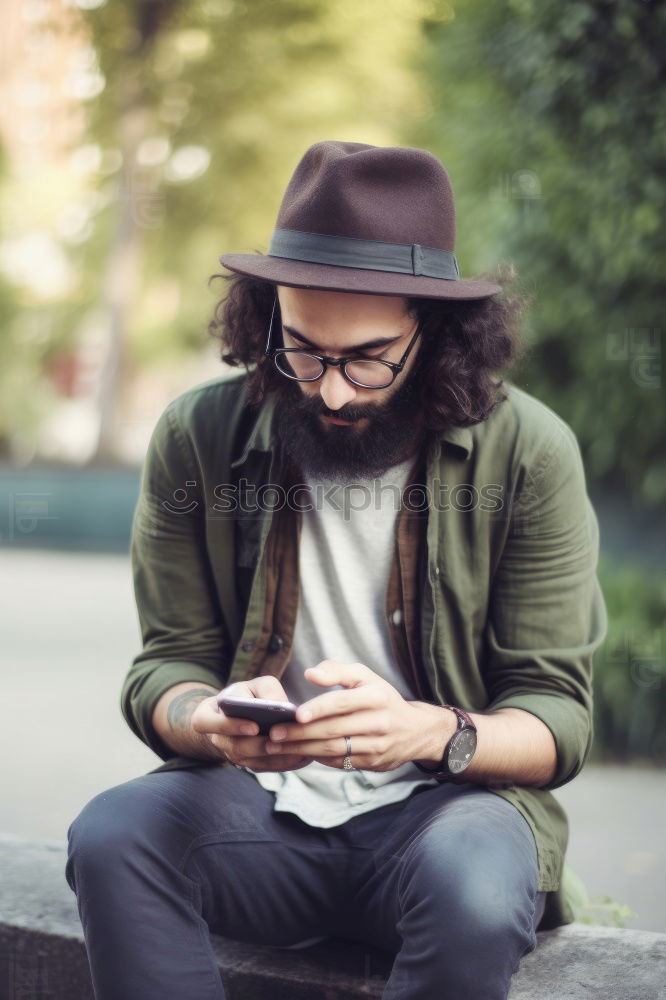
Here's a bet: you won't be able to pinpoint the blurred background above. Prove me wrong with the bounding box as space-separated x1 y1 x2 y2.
1 0 664 931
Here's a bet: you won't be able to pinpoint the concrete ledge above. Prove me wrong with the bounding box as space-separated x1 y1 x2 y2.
2 835 665 1000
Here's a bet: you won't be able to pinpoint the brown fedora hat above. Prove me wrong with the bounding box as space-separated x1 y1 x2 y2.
219 140 502 301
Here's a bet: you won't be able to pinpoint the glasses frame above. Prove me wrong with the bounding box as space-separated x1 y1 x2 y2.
264 295 423 390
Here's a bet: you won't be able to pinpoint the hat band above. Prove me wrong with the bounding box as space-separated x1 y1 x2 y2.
268 228 459 280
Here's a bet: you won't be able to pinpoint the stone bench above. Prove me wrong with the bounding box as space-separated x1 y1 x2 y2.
1 834 664 999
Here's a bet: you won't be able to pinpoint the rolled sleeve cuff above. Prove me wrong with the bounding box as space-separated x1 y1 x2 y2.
121 660 224 763
485 692 592 791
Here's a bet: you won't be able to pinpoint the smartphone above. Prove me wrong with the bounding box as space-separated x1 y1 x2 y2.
217 694 299 735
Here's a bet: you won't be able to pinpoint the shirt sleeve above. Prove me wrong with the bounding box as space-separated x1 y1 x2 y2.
482 420 608 791
120 401 233 762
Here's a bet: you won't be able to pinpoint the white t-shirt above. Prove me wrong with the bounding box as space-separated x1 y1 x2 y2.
245 454 439 826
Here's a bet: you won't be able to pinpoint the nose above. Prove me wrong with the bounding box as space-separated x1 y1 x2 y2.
318 365 358 411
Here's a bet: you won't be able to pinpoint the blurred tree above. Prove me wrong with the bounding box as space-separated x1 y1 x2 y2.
74 0 182 459
59 0 431 460
1 0 433 461
413 0 666 506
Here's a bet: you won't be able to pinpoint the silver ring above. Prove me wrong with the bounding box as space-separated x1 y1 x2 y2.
343 735 354 770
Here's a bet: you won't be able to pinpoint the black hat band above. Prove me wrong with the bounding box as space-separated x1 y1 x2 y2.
268 228 460 280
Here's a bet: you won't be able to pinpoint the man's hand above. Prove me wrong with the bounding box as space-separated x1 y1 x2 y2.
191 676 316 772
261 660 450 771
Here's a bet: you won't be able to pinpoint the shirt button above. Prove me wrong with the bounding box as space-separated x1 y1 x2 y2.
391 609 403 627
268 633 284 654
434 566 440 577
241 640 255 653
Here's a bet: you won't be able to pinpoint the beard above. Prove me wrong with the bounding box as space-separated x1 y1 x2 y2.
270 359 427 482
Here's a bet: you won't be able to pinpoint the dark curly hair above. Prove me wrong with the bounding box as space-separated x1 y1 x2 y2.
207 261 532 431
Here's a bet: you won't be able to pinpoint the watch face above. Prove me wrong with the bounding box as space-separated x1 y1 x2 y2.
449 729 477 774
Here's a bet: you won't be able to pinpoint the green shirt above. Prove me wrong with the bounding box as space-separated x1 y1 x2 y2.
121 372 608 931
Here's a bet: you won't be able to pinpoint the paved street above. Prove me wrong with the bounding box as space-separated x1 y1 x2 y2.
1 548 664 932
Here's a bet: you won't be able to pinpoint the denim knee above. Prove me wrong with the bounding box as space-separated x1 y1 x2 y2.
65 779 189 895
397 798 540 940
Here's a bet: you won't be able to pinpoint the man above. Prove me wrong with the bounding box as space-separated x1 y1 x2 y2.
66 141 608 1000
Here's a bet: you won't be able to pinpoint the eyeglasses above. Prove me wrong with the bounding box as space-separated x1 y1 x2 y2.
264 295 423 390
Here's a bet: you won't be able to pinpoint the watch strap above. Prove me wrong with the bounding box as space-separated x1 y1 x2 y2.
452 707 475 731
413 705 477 781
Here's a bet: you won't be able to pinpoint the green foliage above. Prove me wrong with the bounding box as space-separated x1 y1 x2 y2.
563 863 638 928
414 0 666 506
71 0 431 361
591 555 666 762
0 0 431 456
2 0 662 514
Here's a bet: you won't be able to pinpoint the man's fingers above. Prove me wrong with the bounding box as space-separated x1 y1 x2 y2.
269 709 390 746
215 732 315 771
296 685 386 724
207 676 292 734
192 696 260 737
245 676 291 701
305 660 375 690
194 673 290 736
209 730 315 770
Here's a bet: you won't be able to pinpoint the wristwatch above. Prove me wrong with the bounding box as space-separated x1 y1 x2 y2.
413 706 478 783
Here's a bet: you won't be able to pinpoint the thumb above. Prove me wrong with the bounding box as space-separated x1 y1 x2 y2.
304 662 346 687
305 660 374 689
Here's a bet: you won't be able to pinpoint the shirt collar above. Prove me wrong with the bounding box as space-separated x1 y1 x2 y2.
437 424 474 458
229 391 278 469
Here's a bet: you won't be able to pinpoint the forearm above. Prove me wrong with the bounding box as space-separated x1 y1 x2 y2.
414 704 558 788
151 682 226 762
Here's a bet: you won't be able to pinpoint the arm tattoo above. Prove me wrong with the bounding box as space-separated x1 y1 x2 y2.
167 687 217 734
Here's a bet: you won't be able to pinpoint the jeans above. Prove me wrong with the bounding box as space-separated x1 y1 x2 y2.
65 762 547 1000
